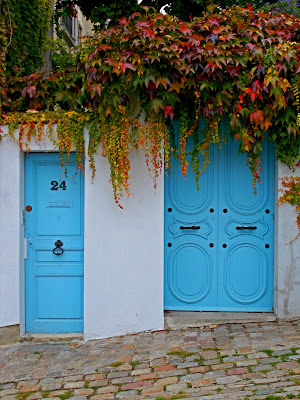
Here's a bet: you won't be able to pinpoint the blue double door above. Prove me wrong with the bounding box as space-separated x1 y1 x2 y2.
25 153 84 333
164 121 275 311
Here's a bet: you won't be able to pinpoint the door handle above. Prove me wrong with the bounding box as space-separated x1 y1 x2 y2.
180 226 200 230
236 226 257 230
53 240 64 256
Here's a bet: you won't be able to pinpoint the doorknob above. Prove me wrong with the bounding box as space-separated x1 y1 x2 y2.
53 240 64 256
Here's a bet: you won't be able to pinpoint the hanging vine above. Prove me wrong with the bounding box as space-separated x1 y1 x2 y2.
0 4 299 218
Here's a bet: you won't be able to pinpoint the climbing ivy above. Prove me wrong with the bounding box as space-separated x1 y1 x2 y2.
278 175 300 238
0 5 300 223
3 0 52 76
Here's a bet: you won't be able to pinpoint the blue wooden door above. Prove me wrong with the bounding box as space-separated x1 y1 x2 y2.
164 120 275 311
25 153 84 333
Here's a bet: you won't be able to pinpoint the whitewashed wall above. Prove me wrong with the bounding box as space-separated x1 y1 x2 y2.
274 162 300 319
0 127 20 327
0 127 164 338
1 124 300 335
83 131 164 340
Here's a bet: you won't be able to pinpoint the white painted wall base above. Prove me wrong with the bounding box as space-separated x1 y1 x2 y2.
0 125 299 339
274 161 300 319
0 130 20 327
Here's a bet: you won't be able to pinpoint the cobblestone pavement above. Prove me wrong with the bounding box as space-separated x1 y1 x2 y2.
1 320 300 400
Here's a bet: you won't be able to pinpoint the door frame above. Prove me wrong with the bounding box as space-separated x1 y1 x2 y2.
163 136 276 313
20 151 85 335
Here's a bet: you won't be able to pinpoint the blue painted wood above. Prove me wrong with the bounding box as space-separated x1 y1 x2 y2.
25 153 84 333
164 119 275 311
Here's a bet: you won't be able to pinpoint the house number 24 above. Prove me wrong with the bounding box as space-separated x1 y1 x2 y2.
51 181 67 191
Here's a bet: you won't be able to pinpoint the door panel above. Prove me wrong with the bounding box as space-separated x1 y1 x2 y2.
25 153 84 333
164 122 218 310
218 137 274 310
164 119 274 311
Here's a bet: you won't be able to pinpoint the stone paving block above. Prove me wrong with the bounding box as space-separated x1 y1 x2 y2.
222 355 244 362
112 377 133 384
150 357 167 367
40 382 62 391
85 373 105 381
177 362 198 369
202 350 218 360
247 352 269 359
73 388 95 396
134 372 157 381
252 364 273 372
107 371 129 379
211 362 233 371
141 385 164 395
19 384 40 393
131 368 151 376
235 359 258 367
165 382 187 392
115 390 138 398
49 390 69 397
153 364 174 372
121 380 153 390
273 349 293 356
158 368 187 378
88 379 108 387
155 376 178 386
180 373 203 382
64 381 85 389
204 370 225 378
27 395 42 400
216 375 241 384
90 394 115 400
255 387 278 395
227 367 248 375
203 359 221 366
276 361 299 369
191 378 215 388
95 385 119 394
189 366 210 373
0 388 17 397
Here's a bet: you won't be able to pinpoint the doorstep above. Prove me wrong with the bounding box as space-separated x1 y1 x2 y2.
21 333 84 343
164 311 277 330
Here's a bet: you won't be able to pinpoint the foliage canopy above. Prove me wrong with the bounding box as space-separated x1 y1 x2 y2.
1 5 300 228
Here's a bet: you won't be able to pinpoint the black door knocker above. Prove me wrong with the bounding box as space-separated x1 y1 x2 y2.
53 240 64 256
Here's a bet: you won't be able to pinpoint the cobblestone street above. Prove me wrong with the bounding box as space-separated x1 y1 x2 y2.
1 320 300 400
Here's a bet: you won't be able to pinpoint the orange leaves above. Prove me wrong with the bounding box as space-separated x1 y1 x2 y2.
163 105 174 120
278 176 300 238
250 109 264 126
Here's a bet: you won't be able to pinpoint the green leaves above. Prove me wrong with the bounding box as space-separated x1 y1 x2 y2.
1 4 300 206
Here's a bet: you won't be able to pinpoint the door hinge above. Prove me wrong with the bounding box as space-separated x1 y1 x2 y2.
21 209 25 226
24 238 27 260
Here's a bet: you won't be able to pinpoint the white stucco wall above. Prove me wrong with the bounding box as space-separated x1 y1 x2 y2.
0 127 20 327
0 127 164 337
84 131 164 340
274 161 300 319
